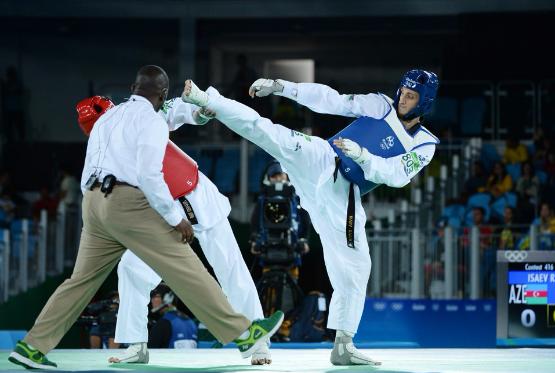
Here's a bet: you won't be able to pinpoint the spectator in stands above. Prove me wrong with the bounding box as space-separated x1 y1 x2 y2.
541 149 555 207
424 218 446 297
58 166 80 210
0 187 16 227
534 203 555 235
502 135 528 164
480 161 513 198
516 161 539 204
532 127 552 168
32 186 59 220
462 207 493 250
463 161 487 197
516 161 539 224
461 207 495 296
498 207 517 250
532 203 555 250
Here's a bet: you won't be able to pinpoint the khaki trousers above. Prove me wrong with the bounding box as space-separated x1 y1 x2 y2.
24 186 250 353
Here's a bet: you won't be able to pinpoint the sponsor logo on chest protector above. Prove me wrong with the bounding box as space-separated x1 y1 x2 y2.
380 136 395 150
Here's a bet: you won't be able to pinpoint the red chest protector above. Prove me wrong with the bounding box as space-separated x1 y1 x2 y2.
76 96 199 198
163 141 199 198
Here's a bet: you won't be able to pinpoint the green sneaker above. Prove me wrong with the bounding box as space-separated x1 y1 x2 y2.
8 340 57 370
235 311 284 358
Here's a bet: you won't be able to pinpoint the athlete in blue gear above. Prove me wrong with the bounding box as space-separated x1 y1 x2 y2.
148 284 198 349
181 69 439 366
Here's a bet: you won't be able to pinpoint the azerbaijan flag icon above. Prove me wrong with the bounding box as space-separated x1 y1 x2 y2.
525 284 548 305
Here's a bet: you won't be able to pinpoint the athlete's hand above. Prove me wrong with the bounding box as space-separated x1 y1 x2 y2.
333 137 370 164
192 108 216 125
333 137 362 158
175 219 194 244
249 78 284 98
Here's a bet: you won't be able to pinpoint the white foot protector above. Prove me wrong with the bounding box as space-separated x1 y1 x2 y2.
251 342 272 365
181 79 209 107
108 342 149 364
330 337 381 366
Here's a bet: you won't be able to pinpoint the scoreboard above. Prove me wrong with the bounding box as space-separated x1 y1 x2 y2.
497 250 555 346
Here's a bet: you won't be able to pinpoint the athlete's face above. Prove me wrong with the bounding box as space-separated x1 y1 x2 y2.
269 172 288 184
151 294 162 309
397 87 420 116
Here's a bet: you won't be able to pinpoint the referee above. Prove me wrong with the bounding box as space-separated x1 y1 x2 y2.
8 65 283 370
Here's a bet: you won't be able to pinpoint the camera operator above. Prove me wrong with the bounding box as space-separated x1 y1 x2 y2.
80 291 120 349
148 283 198 349
250 161 311 281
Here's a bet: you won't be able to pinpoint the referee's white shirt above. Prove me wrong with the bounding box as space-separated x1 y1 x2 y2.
80 95 183 227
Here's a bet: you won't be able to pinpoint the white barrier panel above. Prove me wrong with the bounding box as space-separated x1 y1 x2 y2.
38 210 48 283
19 219 29 292
444 226 455 299
55 204 66 274
1 230 10 302
470 226 480 299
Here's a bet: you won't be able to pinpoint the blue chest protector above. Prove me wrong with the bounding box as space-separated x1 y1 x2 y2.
162 311 198 348
327 96 439 196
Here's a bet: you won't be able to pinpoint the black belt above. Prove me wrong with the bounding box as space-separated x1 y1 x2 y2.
90 181 137 190
89 175 198 225
89 174 138 197
178 196 198 225
333 157 355 249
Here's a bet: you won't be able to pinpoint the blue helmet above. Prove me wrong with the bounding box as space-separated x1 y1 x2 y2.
393 69 439 121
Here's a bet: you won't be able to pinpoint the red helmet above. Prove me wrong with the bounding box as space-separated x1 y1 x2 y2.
76 96 115 136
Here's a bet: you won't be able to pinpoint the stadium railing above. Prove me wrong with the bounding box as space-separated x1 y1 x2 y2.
0 203 81 303
366 224 548 301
